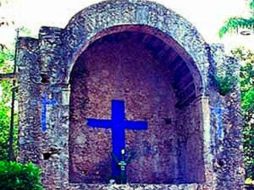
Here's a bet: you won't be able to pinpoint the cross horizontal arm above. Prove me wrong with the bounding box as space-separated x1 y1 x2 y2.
86 118 112 129
124 120 148 130
43 99 58 105
41 94 58 105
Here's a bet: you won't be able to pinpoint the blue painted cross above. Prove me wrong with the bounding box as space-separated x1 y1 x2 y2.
41 93 57 132
212 100 227 140
86 100 148 178
213 107 223 138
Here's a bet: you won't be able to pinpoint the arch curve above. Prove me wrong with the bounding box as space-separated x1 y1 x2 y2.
63 0 210 93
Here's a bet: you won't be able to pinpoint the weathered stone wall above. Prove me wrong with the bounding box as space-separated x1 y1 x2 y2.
176 99 205 183
18 37 41 164
208 45 245 190
17 29 72 189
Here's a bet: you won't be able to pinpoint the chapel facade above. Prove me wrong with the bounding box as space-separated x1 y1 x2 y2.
17 0 244 189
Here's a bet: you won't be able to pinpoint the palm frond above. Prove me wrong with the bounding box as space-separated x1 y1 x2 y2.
249 0 254 10
219 17 254 38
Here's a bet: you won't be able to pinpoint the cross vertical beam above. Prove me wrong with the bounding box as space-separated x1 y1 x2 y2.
111 100 125 168
41 94 57 132
86 100 148 181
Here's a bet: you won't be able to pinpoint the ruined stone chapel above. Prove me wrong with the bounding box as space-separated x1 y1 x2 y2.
17 0 244 189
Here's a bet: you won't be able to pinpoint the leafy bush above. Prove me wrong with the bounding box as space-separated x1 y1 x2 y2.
0 161 44 190
0 102 11 160
0 47 18 161
232 48 254 179
215 74 237 96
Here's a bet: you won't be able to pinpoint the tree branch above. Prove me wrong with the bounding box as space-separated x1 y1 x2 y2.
0 73 16 81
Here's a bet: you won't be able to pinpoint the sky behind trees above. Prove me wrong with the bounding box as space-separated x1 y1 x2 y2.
0 0 253 51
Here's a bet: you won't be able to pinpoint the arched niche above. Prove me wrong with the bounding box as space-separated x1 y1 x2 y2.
69 25 205 184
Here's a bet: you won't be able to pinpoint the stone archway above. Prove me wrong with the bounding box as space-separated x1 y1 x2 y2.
69 25 205 184
62 1 212 185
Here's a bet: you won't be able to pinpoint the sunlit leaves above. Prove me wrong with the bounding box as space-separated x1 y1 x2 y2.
219 17 254 38
231 47 254 179
0 161 44 190
0 46 15 161
250 0 254 10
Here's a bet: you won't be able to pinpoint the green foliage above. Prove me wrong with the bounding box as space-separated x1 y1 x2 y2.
232 48 254 109
0 101 11 160
215 74 237 96
214 55 238 96
19 26 32 37
249 0 254 10
219 0 254 37
242 88 254 110
0 161 44 190
0 47 17 161
0 48 14 71
231 47 254 179
0 27 30 161
219 17 254 38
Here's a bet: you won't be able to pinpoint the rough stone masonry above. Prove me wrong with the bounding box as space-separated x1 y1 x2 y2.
17 0 244 189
